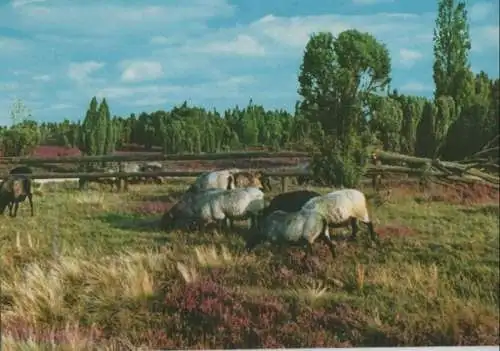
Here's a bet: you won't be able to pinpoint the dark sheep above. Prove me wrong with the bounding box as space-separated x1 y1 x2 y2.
0 175 34 217
9 165 33 176
262 190 321 218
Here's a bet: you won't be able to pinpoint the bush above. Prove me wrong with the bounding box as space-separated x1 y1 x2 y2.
1 124 41 157
309 135 367 188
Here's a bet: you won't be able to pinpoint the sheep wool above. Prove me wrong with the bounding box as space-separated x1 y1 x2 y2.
302 188 371 225
261 209 327 244
200 187 264 221
189 169 240 192
184 187 264 229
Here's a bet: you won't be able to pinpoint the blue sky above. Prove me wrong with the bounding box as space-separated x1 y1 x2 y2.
0 0 498 126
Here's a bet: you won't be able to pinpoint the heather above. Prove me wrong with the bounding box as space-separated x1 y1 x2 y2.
1 180 498 349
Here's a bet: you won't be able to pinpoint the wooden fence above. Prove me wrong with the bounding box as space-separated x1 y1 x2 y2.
1 150 498 192
0 151 310 192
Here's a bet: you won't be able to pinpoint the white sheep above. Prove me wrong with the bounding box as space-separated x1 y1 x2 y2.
301 188 378 242
187 168 241 193
246 208 336 259
165 186 265 231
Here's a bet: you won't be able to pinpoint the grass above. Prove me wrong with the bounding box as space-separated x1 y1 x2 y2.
1 178 499 349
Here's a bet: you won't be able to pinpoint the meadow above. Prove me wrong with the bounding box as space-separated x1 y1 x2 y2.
1 178 499 350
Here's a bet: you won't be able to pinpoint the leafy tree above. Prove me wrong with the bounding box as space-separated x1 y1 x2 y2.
1 100 41 157
369 96 403 152
433 0 472 111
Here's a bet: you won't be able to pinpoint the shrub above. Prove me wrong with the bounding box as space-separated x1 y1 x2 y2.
309 135 367 188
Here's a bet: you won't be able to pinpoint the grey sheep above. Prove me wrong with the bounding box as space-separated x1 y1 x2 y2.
162 186 265 232
246 208 336 259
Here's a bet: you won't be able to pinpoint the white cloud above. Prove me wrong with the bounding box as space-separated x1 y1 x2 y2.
11 0 45 8
398 48 424 67
195 34 266 56
469 1 499 22
400 82 432 93
32 74 51 81
67 61 105 83
248 12 433 51
120 61 164 83
8 0 234 36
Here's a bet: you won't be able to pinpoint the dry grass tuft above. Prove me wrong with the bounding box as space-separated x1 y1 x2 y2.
71 192 106 206
292 279 329 303
176 262 199 283
1 249 170 327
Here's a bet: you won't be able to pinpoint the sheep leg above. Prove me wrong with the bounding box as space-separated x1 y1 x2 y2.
225 217 233 230
302 240 315 263
365 221 379 243
11 202 19 217
245 235 263 251
321 228 337 258
349 218 359 241
28 193 34 216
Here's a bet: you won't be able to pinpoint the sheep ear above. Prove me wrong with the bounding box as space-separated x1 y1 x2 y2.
254 171 262 178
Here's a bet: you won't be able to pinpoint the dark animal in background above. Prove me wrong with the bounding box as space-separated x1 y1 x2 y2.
262 190 321 217
9 165 33 176
0 175 34 217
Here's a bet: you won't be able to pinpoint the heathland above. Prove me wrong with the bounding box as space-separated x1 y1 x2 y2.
1 177 498 349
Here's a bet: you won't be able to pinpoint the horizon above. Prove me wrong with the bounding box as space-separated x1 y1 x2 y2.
1 0 499 127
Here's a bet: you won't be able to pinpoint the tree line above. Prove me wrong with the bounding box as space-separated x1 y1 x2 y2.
0 0 497 183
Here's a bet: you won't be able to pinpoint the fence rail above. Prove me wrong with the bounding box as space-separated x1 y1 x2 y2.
0 150 309 165
1 150 497 192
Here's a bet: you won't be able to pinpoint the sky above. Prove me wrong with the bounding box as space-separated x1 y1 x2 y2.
0 0 498 126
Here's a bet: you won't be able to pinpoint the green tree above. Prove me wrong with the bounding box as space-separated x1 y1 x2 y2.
78 97 99 156
1 100 41 157
369 96 404 152
298 30 391 149
298 29 390 186
433 0 472 110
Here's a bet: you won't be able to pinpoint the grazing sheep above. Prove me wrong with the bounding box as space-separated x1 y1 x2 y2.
262 190 321 217
0 175 34 217
301 188 378 242
246 209 336 259
186 169 240 193
163 185 265 232
160 197 198 231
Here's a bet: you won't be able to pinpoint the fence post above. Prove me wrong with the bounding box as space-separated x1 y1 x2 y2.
281 176 289 192
371 152 383 191
117 162 123 192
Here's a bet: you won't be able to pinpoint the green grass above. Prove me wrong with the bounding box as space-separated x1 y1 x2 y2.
1 179 499 349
